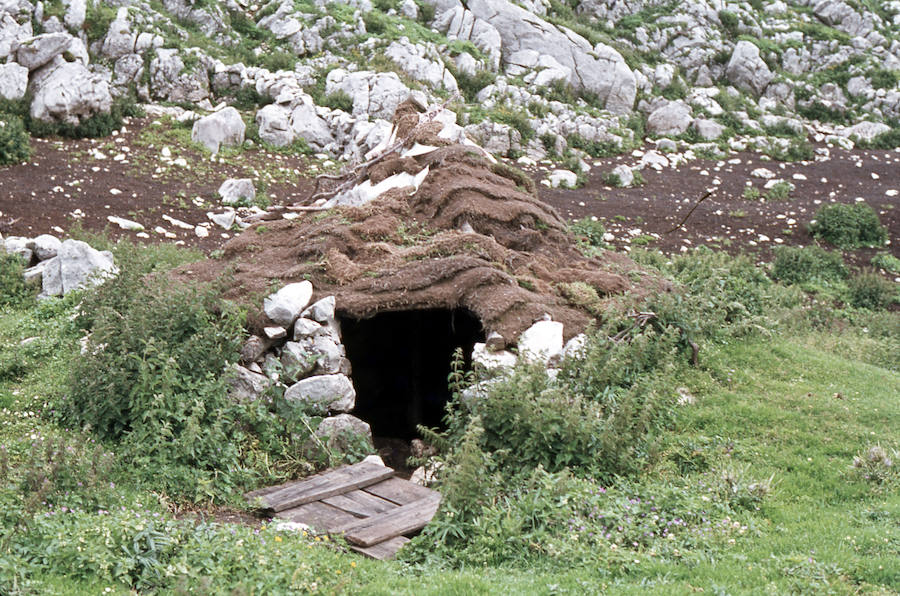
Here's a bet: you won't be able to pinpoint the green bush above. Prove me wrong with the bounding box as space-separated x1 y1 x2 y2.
321 90 354 112
0 113 31 165
452 67 496 102
871 252 900 274
569 217 606 247
771 245 848 285
0 251 31 307
809 203 888 248
848 270 896 310
718 10 740 37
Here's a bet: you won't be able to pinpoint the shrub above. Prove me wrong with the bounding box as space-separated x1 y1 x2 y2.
809 203 888 248
321 90 354 112
0 113 31 165
569 217 606 247
848 270 896 310
718 10 740 37
869 68 899 90
765 180 792 201
449 66 496 102
858 127 900 149
0 251 31 307
871 252 900 274
771 245 848 285
489 106 534 141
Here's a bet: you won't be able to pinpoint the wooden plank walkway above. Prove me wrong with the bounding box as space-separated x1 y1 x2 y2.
245 461 441 560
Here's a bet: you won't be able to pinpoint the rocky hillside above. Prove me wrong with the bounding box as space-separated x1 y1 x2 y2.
1 0 899 177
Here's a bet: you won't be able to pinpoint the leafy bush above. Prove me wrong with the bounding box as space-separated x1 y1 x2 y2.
871 252 900 274
569 217 606 247
765 180 792 200
449 65 496 102
60 268 249 493
809 203 888 248
771 245 848 285
848 270 896 310
321 90 354 112
869 68 899 90
0 251 32 307
718 10 740 37
0 113 31 165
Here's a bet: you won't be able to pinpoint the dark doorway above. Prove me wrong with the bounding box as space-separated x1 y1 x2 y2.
339 309 484 442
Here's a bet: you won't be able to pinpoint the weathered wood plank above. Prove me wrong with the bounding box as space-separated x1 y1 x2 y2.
342 494 442 547
350 536 410 560
247 462 394 512
362 477 438 505
276 501 360 533
322 489 398 518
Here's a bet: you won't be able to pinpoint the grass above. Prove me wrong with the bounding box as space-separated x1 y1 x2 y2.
1 243 898 593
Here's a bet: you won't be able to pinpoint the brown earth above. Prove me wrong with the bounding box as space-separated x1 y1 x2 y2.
173 114 660 343
2 115 897 325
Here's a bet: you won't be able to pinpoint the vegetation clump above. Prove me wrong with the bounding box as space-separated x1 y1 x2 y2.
0 113 31 165
809 203 888 248
848 270 897 310
771 245 848 285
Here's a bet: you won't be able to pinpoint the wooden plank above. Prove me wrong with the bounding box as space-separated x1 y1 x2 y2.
350 536 410 560
362 477 438 505
247 462 394 512
276 501 360 533
342 494 442 547
322 489 398 518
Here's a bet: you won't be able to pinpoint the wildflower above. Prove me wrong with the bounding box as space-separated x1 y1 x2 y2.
275 536 283 542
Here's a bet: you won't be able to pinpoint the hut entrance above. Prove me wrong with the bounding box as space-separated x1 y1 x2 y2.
339 309 483 449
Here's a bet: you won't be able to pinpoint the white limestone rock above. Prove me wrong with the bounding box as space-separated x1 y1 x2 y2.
191 107 245 153
726 41 773 97
285 374 356 413
218 178 255 205
264 281 313 327
0 63 28 100
647 101 693 136
472 342 517 371
313 414 373 452
255 104 294 147
517 320 564 364
228 363 271 401
29 62 112 126
26 234 61 260
38 239 117 298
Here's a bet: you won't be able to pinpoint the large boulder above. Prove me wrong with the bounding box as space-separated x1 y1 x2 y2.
218 178 255 205
0 14 32 61
725 41 773 97
149 48 209 103
15 32 76 70
428 0 636 113
325 69 412 120
191 107 245 153
29 62 113 125
35 239 117 297
646 101 693 136
842 121 891 143
284 374 356 413
264 281 313 327
0 63 28 100
255 104 294 147
313 414 373 453
290 101 334 150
